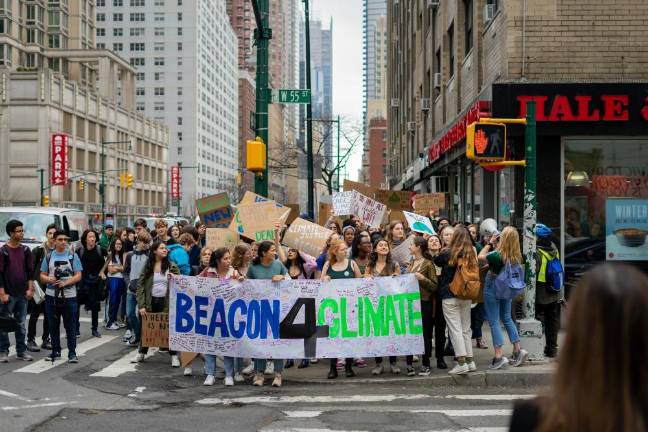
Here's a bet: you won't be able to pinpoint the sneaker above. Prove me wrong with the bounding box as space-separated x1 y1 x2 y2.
0 352 8 363
242 364 254 376
264 361 274 375
310 358 319 364
41 339 52 350
448 363 470 375
26 340 41 352
224 376 234 387
127 338 140 347
68 355 79 364
234 372 245 383
406 366 416 376
17 353 34 361
92 330 102 338
122 330 132 342
107 323 120 331
418 366 432 376
252 373 264 386
203 375 216 386
117 321 127 329
488 357 509 370
511 349 529 367
171 355 180 368
183 367 193 376
390 363 401 374
48 352 62 361
354 358 367 368
133 353 145 363
371 364 384 375
271 373 282 387
336 359 345 370
468 361 477 372
412 355 419 363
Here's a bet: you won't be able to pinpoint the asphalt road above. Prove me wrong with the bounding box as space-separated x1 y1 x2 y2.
1 318 540 432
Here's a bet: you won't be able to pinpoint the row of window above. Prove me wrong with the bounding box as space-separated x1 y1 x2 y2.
97 12 182 22
96 27 183 37
97 0 183 6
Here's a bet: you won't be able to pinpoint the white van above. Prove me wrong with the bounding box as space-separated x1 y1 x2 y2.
0 207 89 249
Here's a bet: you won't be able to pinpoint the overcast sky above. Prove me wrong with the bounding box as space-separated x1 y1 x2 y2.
310 0 363 180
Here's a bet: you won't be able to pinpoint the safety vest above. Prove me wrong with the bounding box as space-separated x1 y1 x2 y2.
537 248 559 283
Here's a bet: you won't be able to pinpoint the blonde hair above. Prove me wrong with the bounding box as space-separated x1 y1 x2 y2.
498 226 522 265
328 238 348 265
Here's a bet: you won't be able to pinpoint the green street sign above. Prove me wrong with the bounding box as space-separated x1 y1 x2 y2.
274 89 311 104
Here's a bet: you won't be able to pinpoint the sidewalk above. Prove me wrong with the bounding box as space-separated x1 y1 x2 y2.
280 327 556 388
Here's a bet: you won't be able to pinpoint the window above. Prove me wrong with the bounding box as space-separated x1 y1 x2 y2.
130 57 145 66
130 42 144 51
154 72 164 80
487 0 499 13
113 0 123 5
130 0 145 6
113 13 123 21
464 0 473 54
154 0 165 5
130 12 144 21
154 42 164 51
97 0 106 6
113 28 123 36
154 57 164 66
154 87 165 96
136 102 145 111
97 13 105 21
177 131 183 141
177 12 182 21
447 23 454 78
177 117 183 125
177 87 183 96
112 42 123 51
177 0 182 4
177 146 182 155
154 12 164 22
177 72 182 81
130 27 144 36
177 27 182 36
154 27 164 36
177 57 183 66
136 72 145 80
177 103 183 111
177 42 182 51
96 28 105 36
136 87 145 95
96 42 106 49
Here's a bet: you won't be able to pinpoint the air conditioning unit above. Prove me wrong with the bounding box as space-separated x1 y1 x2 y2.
421 97 431 111
433 72 442 88
407 121 417 132
427 0 440 8
391 98 400 108
484 4 495 22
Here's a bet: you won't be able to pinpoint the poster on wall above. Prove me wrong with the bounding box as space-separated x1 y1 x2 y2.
605 199 648 261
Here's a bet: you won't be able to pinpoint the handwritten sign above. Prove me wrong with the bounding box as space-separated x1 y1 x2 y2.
403 211 436 235
343 179 377 198
206 228 240 251
197 193 233 228
391 235 414 266
332 191 355 216
239 191 284 207
319 202 331 226
285 204 301 224
282 218 334 258
141 313 169 348
351 191 386 228
230 202 289 242
375 190 414 211
414 193 446 216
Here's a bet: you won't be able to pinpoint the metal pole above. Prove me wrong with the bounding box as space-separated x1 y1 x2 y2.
177 162 182 216
253 0 270 197
336 115 340 191
519 100 544 361
38 168 44 206
101 140 105 223
304 0 314 218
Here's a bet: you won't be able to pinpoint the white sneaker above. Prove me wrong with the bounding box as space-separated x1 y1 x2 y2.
467 361 477 372
183 366 193 376
389 363 401 374
264 362 274 375
253 373 264 386
107 323 120 331
122 330 132 341
242 364 254 376
234 372 245 383
310 358 319 364
371 364 384 375
203 375 216 386
448 363 470 375
224 376 234 386
132 353 145 363
171 355 180 368
271 373 282 387
412 355 419 363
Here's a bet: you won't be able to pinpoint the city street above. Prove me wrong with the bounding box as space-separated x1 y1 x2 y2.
1 318 544 432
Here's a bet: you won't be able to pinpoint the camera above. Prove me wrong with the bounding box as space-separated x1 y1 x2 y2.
53 261 72 281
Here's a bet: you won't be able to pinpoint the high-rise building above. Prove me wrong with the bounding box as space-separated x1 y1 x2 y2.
308 18 333 161
97 0 239 215
363 0 387 119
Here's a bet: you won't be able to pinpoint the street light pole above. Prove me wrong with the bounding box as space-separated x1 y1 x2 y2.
304 0 314 218
337 114 341 191
252 0 271 198
38 168 45 206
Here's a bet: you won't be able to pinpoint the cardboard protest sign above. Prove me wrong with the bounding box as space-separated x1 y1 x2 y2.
169 274 423 359
351 191 386 228
391 235 414 266
343 179 376 198
403 211 436 235
389 210 406 224
206 228 240 251
196 193 233 228
181 352 198 368
413 193 445 216
319 202 331 226
282 218 334 258
285 204 301 224
332 191 355 216
141 313 169 348
375 190 414 211
238 191 284 207
230 201 289 242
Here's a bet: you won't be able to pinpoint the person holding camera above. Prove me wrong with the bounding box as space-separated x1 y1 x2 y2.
40 230 82 363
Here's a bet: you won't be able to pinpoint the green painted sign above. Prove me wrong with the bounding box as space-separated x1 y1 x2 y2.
275 89 311 104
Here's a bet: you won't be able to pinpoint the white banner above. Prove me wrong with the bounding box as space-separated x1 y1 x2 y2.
332 191 355 215
403 211 436 235
169 274 423 359
350 191 387 229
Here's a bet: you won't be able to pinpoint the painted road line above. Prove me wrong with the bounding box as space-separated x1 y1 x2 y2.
0 390 33 402
262 428 508 432
279 408 511 418
447 395 535 401
1 401 72 411
283 411 324 418
90 348 159 378
14 336 118 374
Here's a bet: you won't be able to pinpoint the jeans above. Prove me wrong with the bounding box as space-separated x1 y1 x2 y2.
483 274 520 348
442 297 474 358
107 277 125 325
536 301 561 356
45 295 77 357
205 355 242 377
471 302 486 339
27 299 49 342
126 291 140 342
254 358 284 373
0 296 28 355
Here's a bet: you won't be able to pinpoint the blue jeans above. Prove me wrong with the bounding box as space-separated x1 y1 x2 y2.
204 355 242 377
45 295 78 357
483 274 520 348
0 296 28 355
107 277 125 325
126 291 140 341
254 358 284 374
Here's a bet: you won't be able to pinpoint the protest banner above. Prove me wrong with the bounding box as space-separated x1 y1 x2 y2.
343 179 376 198
351 192 386 228
391 235 414 266
206 228 240 251
403 211 436 235
282 217 334 258
141 313 169 348
230 201 289 242
238 191 284 207
169 274 423 359
196 193 233 228
375 190 414 211
413 193 445 216
332 191 354 216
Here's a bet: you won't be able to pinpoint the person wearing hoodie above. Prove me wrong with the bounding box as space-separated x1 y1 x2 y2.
98 224 114 250
166 235 191 276
534 223 563 358
122 230 152 346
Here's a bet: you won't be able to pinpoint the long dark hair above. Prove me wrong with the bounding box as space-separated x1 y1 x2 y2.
351 231 370 259
538 264 648 432
252 241 274 265
142 240 171 279
80 228 100 250
367 238 395 275
209 247 230 269
412 236 433 260
284 248 306 276
108 237 126 263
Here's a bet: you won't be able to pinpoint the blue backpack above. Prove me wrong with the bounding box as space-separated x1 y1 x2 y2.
539 249 564 293
494 262 526 300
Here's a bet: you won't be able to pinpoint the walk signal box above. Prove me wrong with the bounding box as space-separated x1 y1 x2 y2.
466 122 507 161
246 137 266 172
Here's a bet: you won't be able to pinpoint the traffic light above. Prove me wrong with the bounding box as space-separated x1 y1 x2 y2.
79 180 85 191
119 172 126 187
246 137 266 172
466 121 507 161
43 195 49 207
126 173 133 188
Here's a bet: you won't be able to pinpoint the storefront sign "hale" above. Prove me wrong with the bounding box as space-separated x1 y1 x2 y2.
516 95 648 122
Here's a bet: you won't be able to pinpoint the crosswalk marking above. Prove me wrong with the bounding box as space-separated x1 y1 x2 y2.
14 336 117 374
90 348 159 377
280 408 511 418
262 427 508 432
1 401 71 411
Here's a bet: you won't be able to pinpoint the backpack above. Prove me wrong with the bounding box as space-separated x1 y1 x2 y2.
539 249 564 293
449 257 481 300
494 262 526 300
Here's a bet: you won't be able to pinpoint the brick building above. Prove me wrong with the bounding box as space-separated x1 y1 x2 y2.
366 118 388 189
387 0 648 273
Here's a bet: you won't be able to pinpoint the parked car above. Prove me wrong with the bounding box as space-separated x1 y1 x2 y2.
0 207 89 249
563 234 606 298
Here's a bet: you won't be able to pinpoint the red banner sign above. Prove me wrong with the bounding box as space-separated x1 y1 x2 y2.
170 166 181 199
51 133 68 186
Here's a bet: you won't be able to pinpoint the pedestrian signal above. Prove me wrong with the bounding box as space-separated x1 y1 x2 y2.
246 137 266 172
466 122 507 161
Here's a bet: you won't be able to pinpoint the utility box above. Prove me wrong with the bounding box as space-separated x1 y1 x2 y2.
246 137 266 172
